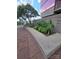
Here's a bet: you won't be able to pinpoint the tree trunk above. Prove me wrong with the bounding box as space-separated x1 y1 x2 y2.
28 18 31 24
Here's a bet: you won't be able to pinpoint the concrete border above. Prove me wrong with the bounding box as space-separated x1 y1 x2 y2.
26 27 61 59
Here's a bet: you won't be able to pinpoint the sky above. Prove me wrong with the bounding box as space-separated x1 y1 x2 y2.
17 0 41 15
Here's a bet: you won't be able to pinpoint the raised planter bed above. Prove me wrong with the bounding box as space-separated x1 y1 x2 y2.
26 27 61 58
33 20 55 36
34 28 56 36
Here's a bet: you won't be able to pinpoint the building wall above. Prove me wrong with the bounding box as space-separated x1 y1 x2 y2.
41 0 55 15
41 0 61 33
54 0 61 11
41 7 54 17
42 14 61 33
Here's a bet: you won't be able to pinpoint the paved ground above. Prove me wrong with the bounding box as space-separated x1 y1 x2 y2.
17 27 61 59
49 47 61 59
17 27 45 59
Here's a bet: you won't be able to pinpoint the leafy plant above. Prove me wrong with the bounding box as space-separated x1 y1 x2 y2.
34 20 54 35
17 4 39 24
17 21 23 25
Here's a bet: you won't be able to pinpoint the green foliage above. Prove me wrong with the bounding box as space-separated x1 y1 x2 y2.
17 4 39 19
24 22 34 27
17 21 23 25
17 4 25 19
34 20 54 35
17 4 39 25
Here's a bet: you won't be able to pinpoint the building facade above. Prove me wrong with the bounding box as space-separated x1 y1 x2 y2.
41 0 61 33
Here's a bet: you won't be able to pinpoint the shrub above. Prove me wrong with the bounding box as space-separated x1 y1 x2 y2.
34 20 54 35
17 21 23 25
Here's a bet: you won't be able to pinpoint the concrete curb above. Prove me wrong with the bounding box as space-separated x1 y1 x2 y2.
26 27 61 59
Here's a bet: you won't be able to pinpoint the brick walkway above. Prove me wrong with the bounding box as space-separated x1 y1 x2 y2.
17 27 61 59
49 48 61 59
17 27 45 59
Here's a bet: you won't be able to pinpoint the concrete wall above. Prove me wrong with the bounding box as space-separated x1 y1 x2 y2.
42 14 61 33
41 0 61 33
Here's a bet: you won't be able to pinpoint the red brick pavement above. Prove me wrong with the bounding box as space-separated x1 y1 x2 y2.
17 27 61 59
49 48 61 59
17 27 45 59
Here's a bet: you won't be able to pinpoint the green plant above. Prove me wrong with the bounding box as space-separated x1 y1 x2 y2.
17 21 23 25
34 20 54 35
17 4 39 25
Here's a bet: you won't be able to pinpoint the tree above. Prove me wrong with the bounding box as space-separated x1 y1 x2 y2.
17 4 25 19
17 4 39 24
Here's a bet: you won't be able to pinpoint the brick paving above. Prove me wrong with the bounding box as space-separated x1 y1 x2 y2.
17 27 61 59
49 48 61 59
17 27 45 59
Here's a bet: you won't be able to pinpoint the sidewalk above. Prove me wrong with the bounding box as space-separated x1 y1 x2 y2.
17 27 61 59
17 27 45 59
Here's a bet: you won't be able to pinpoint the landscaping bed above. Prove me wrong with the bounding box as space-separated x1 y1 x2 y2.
17 19 56 36
33 20 55 36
